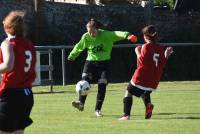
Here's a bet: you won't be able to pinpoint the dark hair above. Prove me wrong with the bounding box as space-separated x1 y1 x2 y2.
3 10 25 36
142 25 158 43
86 18 105 29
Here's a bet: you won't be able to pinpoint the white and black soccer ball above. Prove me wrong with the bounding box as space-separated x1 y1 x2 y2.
76 80 91 96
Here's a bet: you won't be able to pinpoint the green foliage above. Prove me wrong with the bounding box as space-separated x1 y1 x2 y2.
153 0 174 9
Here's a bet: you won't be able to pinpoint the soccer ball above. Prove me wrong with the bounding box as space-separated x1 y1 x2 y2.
76 80 91 96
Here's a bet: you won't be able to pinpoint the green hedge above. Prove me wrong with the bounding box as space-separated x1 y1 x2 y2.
153 0 174 9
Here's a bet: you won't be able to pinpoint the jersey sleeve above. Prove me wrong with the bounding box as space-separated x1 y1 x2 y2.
68 35 86 60
106 31 130 42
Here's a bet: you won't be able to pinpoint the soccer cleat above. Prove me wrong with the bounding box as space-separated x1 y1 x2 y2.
72 100 84 111
145 103 154 119
95 110 103 117
118 115 130 121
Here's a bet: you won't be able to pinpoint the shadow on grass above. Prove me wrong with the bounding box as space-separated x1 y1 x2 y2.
154 112 200 120
170 117 200 120
103 113 200 120
103 114 121 118
33 90 75 95
155 113 177 115
161 89 200 92
154 116 200 120
156 112 200 115
103 114 144 119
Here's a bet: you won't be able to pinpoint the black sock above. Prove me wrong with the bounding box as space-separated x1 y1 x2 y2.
95 84 106 111
123 97 133 116
79 95 87 105
141 93 151 107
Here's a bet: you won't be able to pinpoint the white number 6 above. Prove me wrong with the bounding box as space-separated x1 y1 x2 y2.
24 50 32 72
153 53 159 67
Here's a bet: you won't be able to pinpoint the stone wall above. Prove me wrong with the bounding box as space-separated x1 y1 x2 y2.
0 0 200 83
39 2 144 45
152 10 200 42
0 0 35 41
1 0 200 44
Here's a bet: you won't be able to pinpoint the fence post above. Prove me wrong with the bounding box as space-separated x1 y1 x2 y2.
49 49 53 92
142 0 154 24
62 49 66 86
34 0 43 43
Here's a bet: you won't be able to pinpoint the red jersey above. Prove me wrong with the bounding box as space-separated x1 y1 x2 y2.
0 37 36 96
131 43 167 90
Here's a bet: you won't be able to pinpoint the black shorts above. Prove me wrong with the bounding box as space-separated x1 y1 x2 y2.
127 83 152 97
82 60 110 83
0 88 34 132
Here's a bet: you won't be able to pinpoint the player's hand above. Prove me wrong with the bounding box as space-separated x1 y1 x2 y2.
67 56 75 61
127 34 137 43
165 47 173 59
135 46 142 53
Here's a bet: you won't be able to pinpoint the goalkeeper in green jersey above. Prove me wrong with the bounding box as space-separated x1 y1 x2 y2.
68 19 137 117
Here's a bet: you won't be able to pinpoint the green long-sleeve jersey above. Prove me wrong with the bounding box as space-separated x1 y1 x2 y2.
68 29 130 61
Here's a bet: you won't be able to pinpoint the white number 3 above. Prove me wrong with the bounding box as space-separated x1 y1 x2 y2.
153 53 159 67
24 50 32 72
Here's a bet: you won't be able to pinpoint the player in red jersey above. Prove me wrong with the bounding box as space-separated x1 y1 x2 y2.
119 25 173 120
0 11 36 134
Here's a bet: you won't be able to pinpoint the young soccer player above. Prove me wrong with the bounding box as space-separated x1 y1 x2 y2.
119 25 173 120
68 19 137 117
0 11 36 134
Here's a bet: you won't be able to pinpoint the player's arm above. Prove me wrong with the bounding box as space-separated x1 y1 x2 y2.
135 46 142 58
68 35 86 61
0 40 15 73
164 47 173 59
160 46 173 68
107 31 137 43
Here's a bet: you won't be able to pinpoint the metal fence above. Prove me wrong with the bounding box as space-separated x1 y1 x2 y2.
35 43 200 89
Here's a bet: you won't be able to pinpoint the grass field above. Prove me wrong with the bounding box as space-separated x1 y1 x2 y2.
26 81 200 134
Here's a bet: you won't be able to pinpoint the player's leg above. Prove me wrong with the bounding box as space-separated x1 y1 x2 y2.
141 92 151 107
141 92 154 119
94 61 110 117
119 83 133 120
0 89 33 134
72 61 93 111
0 92 10 134
0 90 17 134
95 77 107 117
72 72 92 111
77 72 91 106
119 83 146 120
14 88 33 134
